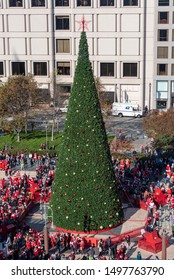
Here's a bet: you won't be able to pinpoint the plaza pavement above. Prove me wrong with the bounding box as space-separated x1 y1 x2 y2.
1 169 174 260
25 202 174 260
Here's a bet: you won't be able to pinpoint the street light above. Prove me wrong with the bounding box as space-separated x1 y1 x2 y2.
40 200 54 255
157 204 172 260
45 121 48 149
149 83 151 111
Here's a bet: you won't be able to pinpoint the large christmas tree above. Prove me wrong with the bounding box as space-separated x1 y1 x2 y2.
50 32 123 232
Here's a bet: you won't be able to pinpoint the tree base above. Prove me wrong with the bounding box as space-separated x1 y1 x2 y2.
54 221 122 235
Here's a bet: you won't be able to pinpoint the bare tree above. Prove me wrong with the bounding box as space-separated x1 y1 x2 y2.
95 77 112 114
143 108 174 149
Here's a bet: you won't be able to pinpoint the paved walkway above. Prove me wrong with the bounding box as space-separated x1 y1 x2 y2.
1 168 173 260
0 170 36 179
25 204 172 260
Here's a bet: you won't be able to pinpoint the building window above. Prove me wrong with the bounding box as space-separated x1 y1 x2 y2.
158 12 169 24
157 47 168 58
77 0 91 6
123 0 138 6
0 62 4 75
31 0 45 7
9 0 23 6
56 16 69 30
55 0 69 7
172 47 174 58
157 101 167 108
33 62 47 76
171 81 174 106
58 84 71 94
123 63 137 77
171 65 174 75
100 0 114 5
12 62 25 75
158 29 168 41
156 80 168 100
57 62 70 75
158 0 169 6
55 0 69 6
100 63 114 76
157 64 168 75
56 39 70 53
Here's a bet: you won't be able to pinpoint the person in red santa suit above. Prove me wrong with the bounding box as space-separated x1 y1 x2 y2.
34 153 38 162
26 239 31 251
120 159 125 171
170 173 174 184
33 246 40 259
166 195 171 205
50 234 56 248
166 164 171 178
171 195 174 209
125 159 130 169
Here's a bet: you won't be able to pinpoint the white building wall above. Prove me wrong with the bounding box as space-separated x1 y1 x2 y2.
0 0 156 108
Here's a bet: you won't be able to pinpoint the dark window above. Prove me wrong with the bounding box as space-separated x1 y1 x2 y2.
56 39 70 53
56 16 69 30
158 0 169 6
55 0 69 5
157 64 168 75
0 62 4 75
33 62 47 76
100 63 114 76
100 0 114 5
9 0 23 6
158 29 168 41
123 0 138 6
123 63 137 77
57 62 70 75
12 62 25 75
157 101 167 109
77 0 91 6
158 12 169 24
31 0 45 7
58 85 71 93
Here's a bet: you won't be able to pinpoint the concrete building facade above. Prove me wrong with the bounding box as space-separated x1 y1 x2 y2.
0 0 173 110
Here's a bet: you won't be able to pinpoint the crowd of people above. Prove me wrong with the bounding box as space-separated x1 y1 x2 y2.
0 173 32 226
0 149 174 260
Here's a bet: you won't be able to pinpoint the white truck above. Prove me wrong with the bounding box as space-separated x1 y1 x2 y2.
111 102 143 118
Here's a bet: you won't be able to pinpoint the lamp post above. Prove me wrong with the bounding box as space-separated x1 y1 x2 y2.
148 83 151 111
45 121 48 149
161 229 167 260
40 200 54 255
158 204 171 260
51 119 54 142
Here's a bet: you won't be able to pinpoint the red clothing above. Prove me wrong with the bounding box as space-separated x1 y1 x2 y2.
166 165 171 177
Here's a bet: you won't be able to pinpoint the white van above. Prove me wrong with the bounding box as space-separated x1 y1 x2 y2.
111 102 143 118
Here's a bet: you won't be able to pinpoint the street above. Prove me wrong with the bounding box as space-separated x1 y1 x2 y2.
28 109 149 153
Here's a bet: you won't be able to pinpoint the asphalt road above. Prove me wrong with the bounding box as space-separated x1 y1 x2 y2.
28 111 146 141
